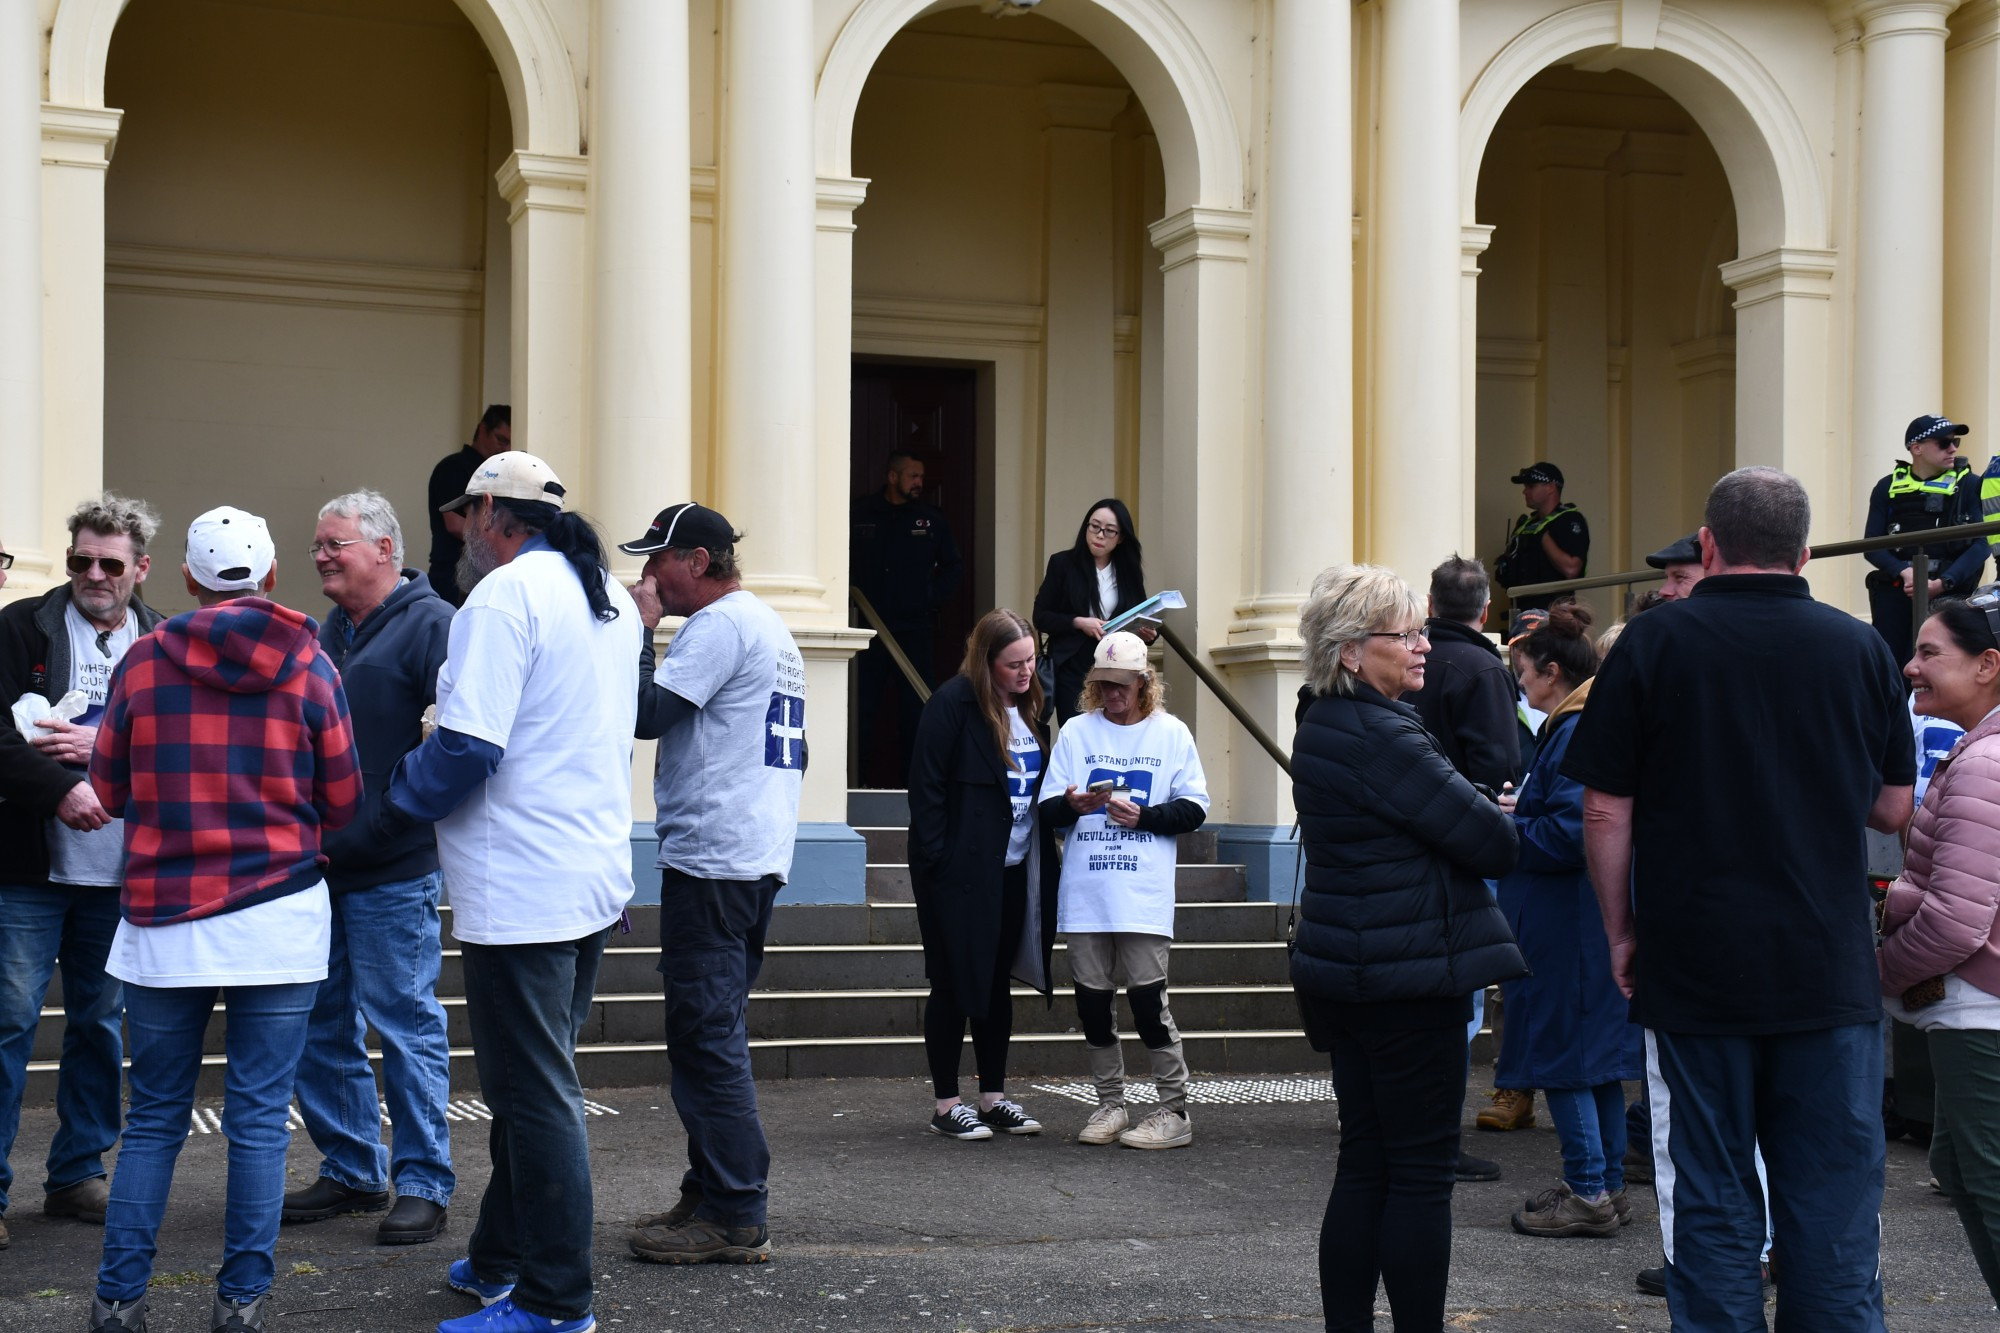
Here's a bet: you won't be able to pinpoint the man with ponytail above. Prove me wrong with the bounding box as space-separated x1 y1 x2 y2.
381 451 641 1333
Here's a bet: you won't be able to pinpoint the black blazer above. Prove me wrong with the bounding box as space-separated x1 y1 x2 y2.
1031 549 1148 673
905 675 1060 1018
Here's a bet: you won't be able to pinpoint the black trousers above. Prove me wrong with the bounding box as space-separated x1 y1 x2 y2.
923 861 1028 1099
1319 1013 1467 1333
1868 579 1918 672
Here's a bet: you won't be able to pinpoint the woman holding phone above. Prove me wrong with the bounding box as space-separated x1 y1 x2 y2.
906 610 1062 1140
1033 499 1154 724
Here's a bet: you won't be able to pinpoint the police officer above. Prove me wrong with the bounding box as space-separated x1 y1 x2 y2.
1494 462 1589 630
1863 414 1988 666
850 451 963 782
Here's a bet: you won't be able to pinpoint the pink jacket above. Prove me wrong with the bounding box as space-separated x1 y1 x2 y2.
1880 707 2000 998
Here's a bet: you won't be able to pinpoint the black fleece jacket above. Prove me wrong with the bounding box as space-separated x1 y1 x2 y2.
1406 616 1522 792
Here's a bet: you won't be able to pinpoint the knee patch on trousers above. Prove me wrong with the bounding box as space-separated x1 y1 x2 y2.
1128 981 1173 1048
1075 986 1118 1047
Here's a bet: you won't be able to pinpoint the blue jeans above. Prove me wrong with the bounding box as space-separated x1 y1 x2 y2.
1543 1082 1627 1197
1648 1023 1885 1332
0 883 124 1214
292 872 454 1205
98 981 318 1303
460 930 607 1322
660 869 780 1228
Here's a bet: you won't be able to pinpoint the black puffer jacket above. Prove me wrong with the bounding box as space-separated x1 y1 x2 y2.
1290 682 1527 1004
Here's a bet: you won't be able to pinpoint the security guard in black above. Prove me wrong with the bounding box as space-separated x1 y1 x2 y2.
850 454 962 628
1494 461 1589 612
1863 414 1988 665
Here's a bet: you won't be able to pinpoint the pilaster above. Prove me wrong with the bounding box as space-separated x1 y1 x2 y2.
497 150 589 489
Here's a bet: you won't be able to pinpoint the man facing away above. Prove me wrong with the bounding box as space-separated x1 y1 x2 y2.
1563 466 1914 1332
425 405 511 608
622 503 805 1266
381 451 639 1333
283 490 457 1245
0 494 165 1251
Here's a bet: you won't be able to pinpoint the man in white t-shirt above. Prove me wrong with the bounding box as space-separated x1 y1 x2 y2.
1041 632 1208 1151
382 452 639 1333
620 503 803 1267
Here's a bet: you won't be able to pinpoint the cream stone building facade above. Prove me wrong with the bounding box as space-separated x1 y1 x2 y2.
7 0 1997 897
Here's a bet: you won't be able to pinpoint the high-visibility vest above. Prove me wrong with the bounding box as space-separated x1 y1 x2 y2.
1983 456 2000 550
1882 459 1978 562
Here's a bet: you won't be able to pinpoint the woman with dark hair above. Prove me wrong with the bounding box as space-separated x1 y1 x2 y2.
1880 588 2000 1305
1291 564 1524 1332
906 610 1061 1140
1033 499 1154 724
1494 602 1643 1240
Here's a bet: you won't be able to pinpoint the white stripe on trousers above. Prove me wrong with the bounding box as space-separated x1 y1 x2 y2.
1644 1028 1775 1269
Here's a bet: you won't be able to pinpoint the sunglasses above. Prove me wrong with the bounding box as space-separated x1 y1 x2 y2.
0 552 12 571
1969 583 2000 646
67 552 130 578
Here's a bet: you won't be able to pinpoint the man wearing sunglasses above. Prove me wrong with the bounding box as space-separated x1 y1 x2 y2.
0 493 164 1252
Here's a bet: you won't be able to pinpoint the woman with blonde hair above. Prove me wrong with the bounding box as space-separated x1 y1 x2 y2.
906 610 1061 1140
1290 564 1524 1332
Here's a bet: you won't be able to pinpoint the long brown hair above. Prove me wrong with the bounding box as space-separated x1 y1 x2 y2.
960 609 1047 768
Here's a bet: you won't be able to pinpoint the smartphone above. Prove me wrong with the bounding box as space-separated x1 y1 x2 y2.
1086 779 1118 794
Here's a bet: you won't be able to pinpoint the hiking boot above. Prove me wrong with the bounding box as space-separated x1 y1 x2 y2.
281 1176 388 1223
1456 1142 1503 1182
1511 1183 1620 1238
1476 1088 1535 1132
436 1296 594 1333
1609 1188 1631 1225
447 1257 515 1307
1623 1144 1654 1185
633 1186 703 1231
45 1177 110 1223
1118 1106 1193 1150
90 1294 148 1333
1636 1266 1666 1297
210 1294 266 1333
1077 1102 1129 1146
629 1217 771 1265
927 1103 992 1140
978 1099 1042 1135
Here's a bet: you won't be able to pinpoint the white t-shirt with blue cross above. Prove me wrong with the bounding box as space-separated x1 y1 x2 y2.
1003 706 1040 867
652 589 807 882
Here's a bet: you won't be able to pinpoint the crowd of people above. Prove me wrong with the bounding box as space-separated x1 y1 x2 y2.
3 424 2000 1332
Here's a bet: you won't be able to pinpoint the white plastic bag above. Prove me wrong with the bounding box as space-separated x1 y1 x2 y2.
13 689 89 743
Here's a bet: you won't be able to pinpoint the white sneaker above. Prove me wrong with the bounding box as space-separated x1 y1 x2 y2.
1077 1102 1130 1146
1117 1106 1192 1150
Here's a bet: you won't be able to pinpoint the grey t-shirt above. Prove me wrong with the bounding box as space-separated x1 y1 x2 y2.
45 603 135 887
652 591 806 881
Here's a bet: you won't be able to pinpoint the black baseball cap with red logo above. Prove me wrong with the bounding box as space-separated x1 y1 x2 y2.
617 503 738 556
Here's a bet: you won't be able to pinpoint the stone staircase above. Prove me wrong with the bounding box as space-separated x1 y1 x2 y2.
26 790 1321 1100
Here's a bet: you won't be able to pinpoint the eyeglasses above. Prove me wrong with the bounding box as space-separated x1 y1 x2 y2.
66 553 128 578
308 538 367 558
1368 629 1430 650
0 552 12 571
1087 523 1121 539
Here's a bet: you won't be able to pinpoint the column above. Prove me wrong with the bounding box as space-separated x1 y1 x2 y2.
1368 0 1463 582
589 0 691 575
1039 83 1127 542
1460 223 1494 556
1945 2 2000 451
1 3 43 586
1244 0 1352 634
716 0 824 616
1852 0 1960 514
496 150 589 487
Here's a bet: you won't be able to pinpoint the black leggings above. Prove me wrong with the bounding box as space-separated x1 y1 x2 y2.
924 861 1028 1099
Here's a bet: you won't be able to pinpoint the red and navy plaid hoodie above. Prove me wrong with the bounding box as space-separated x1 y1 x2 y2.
90 597 362 926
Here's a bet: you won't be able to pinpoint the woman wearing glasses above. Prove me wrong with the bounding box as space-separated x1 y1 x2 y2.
1032 499 1153 725
1291 564 1524 1333
1879 587 2000 1307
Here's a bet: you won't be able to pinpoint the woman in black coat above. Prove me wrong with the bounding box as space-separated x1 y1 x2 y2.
906 608 1061 1140
1032 498 1154 724
1290 564 1526 1333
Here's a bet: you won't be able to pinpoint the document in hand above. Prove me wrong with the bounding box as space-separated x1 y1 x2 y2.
1103 590 1185 636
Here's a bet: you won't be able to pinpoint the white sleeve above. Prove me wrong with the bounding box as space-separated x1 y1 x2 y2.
435 600 532 749
1167 717 1211 811
654 605 745 708
1043 717 1087 797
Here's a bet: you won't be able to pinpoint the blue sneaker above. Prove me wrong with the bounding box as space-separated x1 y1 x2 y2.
446 1258 514 1307
437 1297 593 1333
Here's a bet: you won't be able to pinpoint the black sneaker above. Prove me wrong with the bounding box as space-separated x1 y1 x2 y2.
927 1103 992 1140
1456 1148 1503 1182
1636 1266 1666 1298
977 1099 1042 1135
210 1293 266 1333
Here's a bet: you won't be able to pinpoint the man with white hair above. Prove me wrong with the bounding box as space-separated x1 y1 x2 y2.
283 490 457 1246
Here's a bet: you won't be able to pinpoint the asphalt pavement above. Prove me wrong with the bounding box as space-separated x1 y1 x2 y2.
0 1066 1990 1332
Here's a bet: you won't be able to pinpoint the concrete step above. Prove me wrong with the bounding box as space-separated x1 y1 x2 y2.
747 940 1293 991
847 789 909 827
862 861 1246 906
861 825 1221 866
861 901 1285 946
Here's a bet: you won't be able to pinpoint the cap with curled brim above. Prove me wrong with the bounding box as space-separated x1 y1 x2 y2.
1086 630 1151 683
1646 532 1702 569
617 503 737 556
439 450 567 513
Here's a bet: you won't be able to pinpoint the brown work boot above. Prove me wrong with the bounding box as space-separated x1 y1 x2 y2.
1609 1187 1631 1225
1511 1182 1620 1238
629 1217 771 1265
1476 1088 1536 1132
44 1177 109 1223
633 1185 703 1230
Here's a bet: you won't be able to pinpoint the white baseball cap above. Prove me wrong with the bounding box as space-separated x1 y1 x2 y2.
439 450 568 514
1087 630 1151 683
186 506 275 593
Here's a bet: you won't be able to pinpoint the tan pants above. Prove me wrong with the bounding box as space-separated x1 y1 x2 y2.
1067 932 1189 1111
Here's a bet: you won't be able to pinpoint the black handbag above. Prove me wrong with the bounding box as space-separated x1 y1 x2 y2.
1284 823 1336 1053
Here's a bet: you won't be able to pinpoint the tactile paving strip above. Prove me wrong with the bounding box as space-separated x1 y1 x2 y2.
185 1098 620 1135
1029 1075 1334 1106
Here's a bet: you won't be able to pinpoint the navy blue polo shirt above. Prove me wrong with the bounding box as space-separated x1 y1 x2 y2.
1561 573 1914 1035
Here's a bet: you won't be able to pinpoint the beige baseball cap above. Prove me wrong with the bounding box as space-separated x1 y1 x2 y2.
439 450 568 514
1086 630 1151 683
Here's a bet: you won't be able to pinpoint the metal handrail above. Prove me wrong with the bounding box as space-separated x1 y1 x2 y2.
849 588 932 704
1156 623 1293 778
